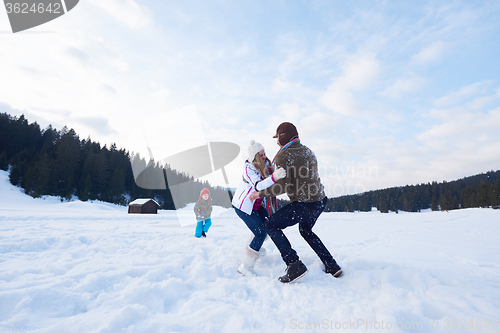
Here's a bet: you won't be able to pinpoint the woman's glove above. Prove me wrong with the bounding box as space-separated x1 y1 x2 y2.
272 167 286 181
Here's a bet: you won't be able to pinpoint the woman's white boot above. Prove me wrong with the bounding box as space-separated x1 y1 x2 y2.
257 246 266 259
237 246 260 276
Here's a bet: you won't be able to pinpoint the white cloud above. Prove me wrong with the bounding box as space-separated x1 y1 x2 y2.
87 0 152 30
300 111 341 138
380 76 426 99
467 94 499 111
319 89 359 116
272 78 304 94
341 54 380 90
0 18 163 147
411 41 447 66
320 54 380 115
433 82 487 107
418 107 500 143
276 103 302 122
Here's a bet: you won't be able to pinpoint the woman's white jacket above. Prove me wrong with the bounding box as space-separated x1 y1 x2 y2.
232 161 276 215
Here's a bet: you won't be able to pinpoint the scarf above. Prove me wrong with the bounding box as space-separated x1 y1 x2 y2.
197 190 211 215
272 138 300 166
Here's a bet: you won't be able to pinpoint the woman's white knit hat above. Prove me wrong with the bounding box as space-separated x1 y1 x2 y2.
248 140 265 162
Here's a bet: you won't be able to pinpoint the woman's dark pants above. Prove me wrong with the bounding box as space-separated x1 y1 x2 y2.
234 206 268 251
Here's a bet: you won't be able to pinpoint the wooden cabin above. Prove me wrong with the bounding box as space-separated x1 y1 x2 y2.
128 198 160 214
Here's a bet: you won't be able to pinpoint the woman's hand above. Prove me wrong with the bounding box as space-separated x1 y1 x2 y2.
249 191 260 202
272 167 286 181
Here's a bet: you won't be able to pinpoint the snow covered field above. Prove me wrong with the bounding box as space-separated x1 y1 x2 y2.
1 169 499 333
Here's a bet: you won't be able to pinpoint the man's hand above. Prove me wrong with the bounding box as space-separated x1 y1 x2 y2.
249 191 260 202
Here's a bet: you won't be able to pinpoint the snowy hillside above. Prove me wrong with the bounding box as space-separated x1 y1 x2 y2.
1 169 499 332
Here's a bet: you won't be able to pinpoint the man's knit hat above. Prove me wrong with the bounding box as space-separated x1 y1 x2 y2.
273 122 299 146
248 140 265 162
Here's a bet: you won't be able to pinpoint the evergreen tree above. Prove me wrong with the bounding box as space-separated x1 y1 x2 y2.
478 182 490 207
461 186 475 208
440 195 450 211
0 151 8 170
23 153 52 197
379 197 389 213
451 195 460 210
489 183 499 209
109 169 126 204
79 174 92 202
431 196 439 211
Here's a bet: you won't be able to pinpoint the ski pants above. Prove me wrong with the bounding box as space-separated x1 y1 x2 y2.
264 197 336 267
195 218 212 237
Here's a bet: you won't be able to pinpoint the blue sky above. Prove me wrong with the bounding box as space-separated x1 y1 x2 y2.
1 0 500 197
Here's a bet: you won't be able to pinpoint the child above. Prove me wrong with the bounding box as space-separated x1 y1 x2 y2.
194 188 212 238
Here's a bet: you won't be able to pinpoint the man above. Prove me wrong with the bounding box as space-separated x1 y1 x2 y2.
249 122 342 283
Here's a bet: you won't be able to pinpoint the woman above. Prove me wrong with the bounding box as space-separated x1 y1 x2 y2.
232 140 286 275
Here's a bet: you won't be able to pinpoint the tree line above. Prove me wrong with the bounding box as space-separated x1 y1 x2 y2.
0 113 232 209
326 171 500 213
2 113 498 213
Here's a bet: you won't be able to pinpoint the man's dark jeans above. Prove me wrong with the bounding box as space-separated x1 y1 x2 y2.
264 197 336 267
